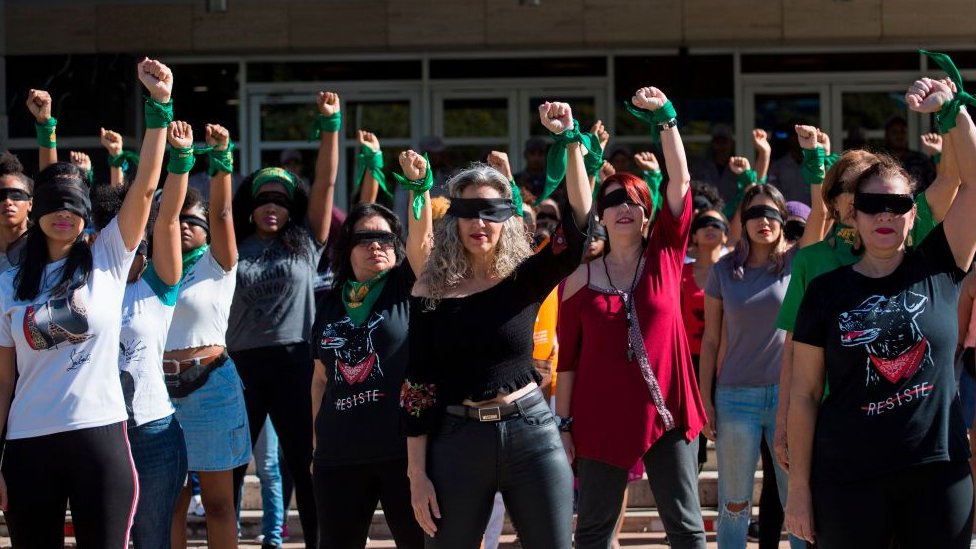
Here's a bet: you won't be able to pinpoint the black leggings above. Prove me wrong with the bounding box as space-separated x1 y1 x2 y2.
3 421 138 548
313 458 423 549
231 342 317 549
813 460 973 549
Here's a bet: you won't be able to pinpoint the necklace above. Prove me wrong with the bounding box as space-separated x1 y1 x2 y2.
602 252 643 362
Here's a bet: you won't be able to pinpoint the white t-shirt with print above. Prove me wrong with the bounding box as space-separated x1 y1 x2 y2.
120 277 178 426
165 248 237 351
0 218 136 439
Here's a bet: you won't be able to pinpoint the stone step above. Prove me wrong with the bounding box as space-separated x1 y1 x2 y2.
626 470 763 508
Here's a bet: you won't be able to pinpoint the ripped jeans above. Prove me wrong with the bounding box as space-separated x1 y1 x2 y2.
715 385 803 549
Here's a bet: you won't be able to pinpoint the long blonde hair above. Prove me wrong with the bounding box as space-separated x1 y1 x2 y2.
418 164 533 310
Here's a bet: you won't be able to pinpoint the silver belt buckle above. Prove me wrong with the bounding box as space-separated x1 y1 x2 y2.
477 407 502 422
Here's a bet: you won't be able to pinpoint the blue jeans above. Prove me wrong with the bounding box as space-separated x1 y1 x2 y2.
254 416 284 545
714 385 803 549
128 414 188 549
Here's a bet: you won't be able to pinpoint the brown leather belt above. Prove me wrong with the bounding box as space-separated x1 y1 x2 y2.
162 352 229 375
445 389 545 422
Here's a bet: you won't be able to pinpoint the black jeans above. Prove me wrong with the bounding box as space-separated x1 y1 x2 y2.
313 458 423 549
758 437 785 549
3 421 138 548
575 429 706 549
231 342 317 549
813 460 973 549
425 391 573 548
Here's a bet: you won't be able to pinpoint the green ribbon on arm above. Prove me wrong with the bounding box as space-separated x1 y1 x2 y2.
933 153 942 165
641 169 664 215
35 118 57 148
824 152 840 172
539 120 601 206
802 146 826 186
355 145 391 198
392 153 434 221
108 150 140 172
920 50 976 134
167 146 195 174
144 97 173 129
582 135 605 178
509 179 524 217
308 112 342 141
722 169 760 219
622 100 678 144
206 141 235 177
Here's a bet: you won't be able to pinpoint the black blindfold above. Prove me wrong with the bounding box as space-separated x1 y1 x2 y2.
741 206 785 226
784 219 806 241
31 182 90 225
598 189 645 216
351 230 398 247
0 188 31 202
853 192 914 215
446 198 518 223
692 194 713 212
253 192 292 211
180 215 210 235
691 215 729 234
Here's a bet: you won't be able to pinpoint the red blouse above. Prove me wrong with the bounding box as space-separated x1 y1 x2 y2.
681 262 705 357
557 192 706 471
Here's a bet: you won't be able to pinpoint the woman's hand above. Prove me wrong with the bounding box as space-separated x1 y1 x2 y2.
774 418 789 471
785 483 816 543
358 129 380 152
69 151 92 175
137 58 173 104
632 86 668 111
538 101 574 135
167 121 193 149
409 471 441 537
702 400 717 441
794 125 819 150
599 161 616 181
100 128 123 156
752 129 771 156
634 151 659 172
205 124 230 152
25 89 52 123
906 77 955 113
487 151 513 181
591 120 610 152
921 132 943 156
728 156 751 175
317 91 341 117
399 150 427 181
560 431 576 464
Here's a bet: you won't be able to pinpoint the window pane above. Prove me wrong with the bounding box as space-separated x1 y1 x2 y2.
344 101 411 140
841 91 907 150
443 98 508 138
260 103 318 142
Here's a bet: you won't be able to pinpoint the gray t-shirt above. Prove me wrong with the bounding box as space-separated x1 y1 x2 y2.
0 235 26 273
226 227 326 352
704 251 793 387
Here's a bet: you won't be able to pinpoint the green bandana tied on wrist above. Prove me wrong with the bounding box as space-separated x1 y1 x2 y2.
205 141 235 177
508 179 524 218
308 112 342 141
722 169 760 219
342 270 391 326
623 100 678 144
144 97 174 129
920 50 976 134
355 145 391 198
251 167 298 199
540 120 601 206
167 146 195 175
824 152 840 172
802 146 826 186
35 118 57 149
108 150 140 172
641 169 664 216
392 153 434 221
933 153 942 165
582 135 605 178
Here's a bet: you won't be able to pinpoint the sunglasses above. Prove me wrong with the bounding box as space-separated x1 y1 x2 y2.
351 231 397 248
853 192 914 215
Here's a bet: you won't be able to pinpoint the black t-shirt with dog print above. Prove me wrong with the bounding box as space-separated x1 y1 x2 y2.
312 263 415 466
794 224 971 482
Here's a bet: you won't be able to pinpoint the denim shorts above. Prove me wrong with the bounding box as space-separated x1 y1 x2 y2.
172 357 251 471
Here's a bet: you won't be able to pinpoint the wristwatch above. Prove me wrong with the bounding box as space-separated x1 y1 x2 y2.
657 118 678 131
556 415 574 433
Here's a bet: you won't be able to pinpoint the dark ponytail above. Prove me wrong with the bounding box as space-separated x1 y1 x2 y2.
15 228 92 302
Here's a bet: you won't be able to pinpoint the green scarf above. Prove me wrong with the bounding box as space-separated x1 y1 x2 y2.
342 270 391 326
144 244 209 289
722 169 761 219
391 153 435 221
108 150 140 172
641 169 664 216
540 120 601 206
623 99 678 144
355 145 392 198
920 50 976 134
802 146 826 186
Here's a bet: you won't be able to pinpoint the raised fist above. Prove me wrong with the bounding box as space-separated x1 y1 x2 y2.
399 149 427 181
921 132 943 156
358 130 380 152
599 161 616 182
632 87 668 111
100 128 123 156
906 77 954 114
816 130 831 156
728 156 751 175
69 151 92 174
317 91 340 116
794 125 819 150
539 102 574 135
137 58 173 103
26 89 52 123
590 120 610 152
486 151 513 181
752 129 771 155
168 121 194 149
633 151 660 172
205 124 230 152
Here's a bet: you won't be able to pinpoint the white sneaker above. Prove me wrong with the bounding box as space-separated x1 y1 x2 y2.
969 533 976 549
188 494 206 517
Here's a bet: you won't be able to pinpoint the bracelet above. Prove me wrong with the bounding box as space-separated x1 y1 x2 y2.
556 415 574 433
657 118 678 131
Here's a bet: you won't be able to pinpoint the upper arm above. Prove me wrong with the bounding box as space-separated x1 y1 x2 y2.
560 264 588 302
791 341 826 402
406 191 433 279
702 294 723 350
208 172 237 271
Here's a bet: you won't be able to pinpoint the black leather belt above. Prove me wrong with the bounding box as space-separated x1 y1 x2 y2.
445 389 545 422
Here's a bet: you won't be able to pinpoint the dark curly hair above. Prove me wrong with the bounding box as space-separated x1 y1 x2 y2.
330 202 405 294
91 183 128 231
232 169 311 259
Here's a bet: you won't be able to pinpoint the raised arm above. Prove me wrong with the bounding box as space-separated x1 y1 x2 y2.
398 150 433 277
308 91 340 245
633 87 690 217
100 128 126 188
26 90 56 170
152 121 193 286
922 130 961 224
909 78 976 269
205 124 237 271
68 151 92 185
796 125 827 248
357 130 381 204
538 101 591 228
117 58 171 251
753 129 772 183
588 120 610 192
